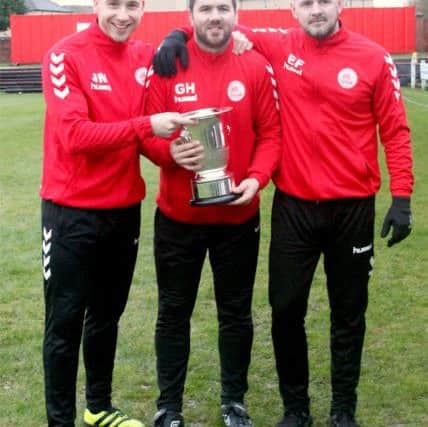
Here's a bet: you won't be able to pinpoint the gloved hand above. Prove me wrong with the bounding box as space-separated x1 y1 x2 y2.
153 30 189 77
380 196 412 247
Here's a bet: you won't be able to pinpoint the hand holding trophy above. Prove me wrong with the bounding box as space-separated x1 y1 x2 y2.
179 107 240 206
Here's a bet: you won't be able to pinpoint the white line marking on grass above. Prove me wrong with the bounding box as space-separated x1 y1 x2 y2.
403 96 428 109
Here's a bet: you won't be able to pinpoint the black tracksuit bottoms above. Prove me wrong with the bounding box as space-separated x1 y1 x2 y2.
41 200 141 427
154 209 260 412
269 190 375 415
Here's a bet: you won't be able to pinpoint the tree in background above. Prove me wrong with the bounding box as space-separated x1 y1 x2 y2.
0 0 27 31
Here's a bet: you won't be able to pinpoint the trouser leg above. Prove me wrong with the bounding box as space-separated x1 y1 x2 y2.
324 197 374 415
209 213 260 405
42 200 95 427
154 210 206 412
269 191 321 413
84 205 141 412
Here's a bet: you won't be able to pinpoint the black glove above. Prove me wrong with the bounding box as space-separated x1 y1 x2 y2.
153 30 189 77
380 196 412 247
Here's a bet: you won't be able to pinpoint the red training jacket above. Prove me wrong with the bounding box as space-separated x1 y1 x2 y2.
143 38 282 224
41 21 154 209
240 24 414 200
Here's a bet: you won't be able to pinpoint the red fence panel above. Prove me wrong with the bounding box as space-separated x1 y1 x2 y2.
238 9 295 28
133 11 188 45
340 7 415 53
11 14 92 64
10 7 416 64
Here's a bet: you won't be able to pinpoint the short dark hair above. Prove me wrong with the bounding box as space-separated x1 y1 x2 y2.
188 0 237 11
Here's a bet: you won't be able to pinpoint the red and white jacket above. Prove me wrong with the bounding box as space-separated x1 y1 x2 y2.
239 24 414 200
143 38 282 224
41 21 154 208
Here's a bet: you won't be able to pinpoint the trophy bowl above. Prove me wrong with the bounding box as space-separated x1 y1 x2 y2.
181 107 240 206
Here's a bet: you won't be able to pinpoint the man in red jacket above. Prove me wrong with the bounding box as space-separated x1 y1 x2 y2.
141 0 281 426
40 1 194 426
152 0 414 426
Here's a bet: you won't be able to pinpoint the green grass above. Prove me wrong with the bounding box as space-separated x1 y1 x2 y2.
0 89 427 426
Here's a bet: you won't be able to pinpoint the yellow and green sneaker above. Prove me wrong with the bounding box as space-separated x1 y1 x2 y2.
83 407 146 427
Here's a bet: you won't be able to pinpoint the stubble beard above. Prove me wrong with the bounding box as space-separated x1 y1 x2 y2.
305 19 338 40
195 27 232 52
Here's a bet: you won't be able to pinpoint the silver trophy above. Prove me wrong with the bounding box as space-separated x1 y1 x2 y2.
180 107 239 206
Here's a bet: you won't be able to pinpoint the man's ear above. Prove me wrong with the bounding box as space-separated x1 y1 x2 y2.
337 0 344 15
290 0 297 19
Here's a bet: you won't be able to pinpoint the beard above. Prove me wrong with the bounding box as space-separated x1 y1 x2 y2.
304 19 339 40
194 25 232 52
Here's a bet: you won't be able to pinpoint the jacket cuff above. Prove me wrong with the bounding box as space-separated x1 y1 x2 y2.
248 173 267 190
132 116 154 140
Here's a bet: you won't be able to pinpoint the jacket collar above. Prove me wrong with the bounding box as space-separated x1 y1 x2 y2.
301 21 348 51
188 37 234 65
88 19 130 53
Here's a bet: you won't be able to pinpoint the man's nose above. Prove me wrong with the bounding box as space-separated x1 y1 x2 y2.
310 1 323 14
116 5 129 20
208 8 222 21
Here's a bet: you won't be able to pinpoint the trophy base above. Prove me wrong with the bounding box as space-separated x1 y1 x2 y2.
190 176 240 206
190 193 240 206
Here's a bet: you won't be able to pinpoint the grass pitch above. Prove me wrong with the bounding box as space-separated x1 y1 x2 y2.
0 89 427 426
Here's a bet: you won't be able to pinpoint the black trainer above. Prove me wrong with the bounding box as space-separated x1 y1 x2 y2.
153 408 184 427
329 412 360 427
221 402 253 427
276 410 313 427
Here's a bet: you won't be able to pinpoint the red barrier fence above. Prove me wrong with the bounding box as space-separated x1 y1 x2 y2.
11 7 416 64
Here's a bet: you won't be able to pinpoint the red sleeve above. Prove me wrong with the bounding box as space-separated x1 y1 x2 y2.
235 24 289 62
42 49 153 156
139 73 177 167
177 25 193 40
246 59 282 189
374 53 414 197
178 24 287 63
